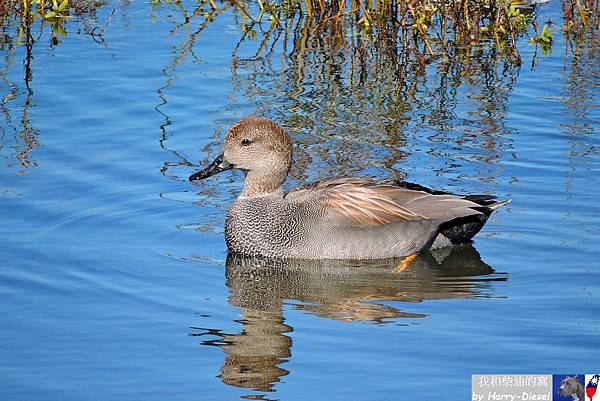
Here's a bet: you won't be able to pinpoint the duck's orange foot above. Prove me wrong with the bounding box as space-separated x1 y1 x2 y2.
395 253 419 273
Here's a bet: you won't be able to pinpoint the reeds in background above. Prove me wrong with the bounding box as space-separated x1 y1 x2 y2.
0 0 598 169
1 0 598 54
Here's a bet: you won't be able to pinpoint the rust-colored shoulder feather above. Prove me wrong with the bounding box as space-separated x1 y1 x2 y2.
287 178 426 226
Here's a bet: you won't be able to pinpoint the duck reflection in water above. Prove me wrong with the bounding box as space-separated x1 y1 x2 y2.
192 245 506 395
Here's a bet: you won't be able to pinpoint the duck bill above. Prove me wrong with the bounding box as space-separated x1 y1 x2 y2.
189 154 233 181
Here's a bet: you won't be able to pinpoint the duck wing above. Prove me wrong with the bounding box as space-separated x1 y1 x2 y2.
286 178 488 227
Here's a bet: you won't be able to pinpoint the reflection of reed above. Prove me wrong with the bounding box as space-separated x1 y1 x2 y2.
154 3 233 180
154 3 600 199
150 3 524 185
193 245 506 395
157 36 511 191
16 6 37 168
559 29 599 209
227 23 519 186
0 4 39 168
0 1 114 168
561 34 599 138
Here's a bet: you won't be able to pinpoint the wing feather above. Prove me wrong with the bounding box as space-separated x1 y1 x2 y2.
286 178 493 227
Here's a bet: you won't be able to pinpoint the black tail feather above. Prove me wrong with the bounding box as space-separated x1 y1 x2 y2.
394 180 509 244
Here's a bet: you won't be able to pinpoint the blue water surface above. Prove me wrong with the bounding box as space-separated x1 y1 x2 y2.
0 2 599 400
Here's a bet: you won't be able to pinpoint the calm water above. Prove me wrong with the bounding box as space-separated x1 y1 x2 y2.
1 2 599 400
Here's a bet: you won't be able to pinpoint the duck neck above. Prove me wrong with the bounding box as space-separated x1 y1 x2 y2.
241 170 286 198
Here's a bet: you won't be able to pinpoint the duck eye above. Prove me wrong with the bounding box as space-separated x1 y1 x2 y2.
241 138 252 146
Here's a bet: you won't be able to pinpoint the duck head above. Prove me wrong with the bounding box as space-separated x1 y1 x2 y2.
189 117 293 196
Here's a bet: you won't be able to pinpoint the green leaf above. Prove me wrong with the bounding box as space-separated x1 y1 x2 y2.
58 0 68 12
56 23 67 36
540 24 553 42
45 11 57 19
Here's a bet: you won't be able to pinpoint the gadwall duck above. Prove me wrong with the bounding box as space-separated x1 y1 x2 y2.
189 117 509 260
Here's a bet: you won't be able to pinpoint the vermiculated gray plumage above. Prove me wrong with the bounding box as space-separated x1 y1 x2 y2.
190 117 509 260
